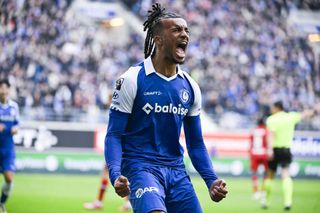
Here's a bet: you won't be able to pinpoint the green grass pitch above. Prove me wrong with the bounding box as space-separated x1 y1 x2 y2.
5 173 320 213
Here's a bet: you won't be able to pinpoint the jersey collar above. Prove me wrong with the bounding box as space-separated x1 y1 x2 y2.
144 56 184 78
0 102 9 109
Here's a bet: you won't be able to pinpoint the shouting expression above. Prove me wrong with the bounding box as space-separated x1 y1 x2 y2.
155 18 190 64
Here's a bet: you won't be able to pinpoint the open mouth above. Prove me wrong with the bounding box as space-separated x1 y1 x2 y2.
176 42 187 52
176 41 188 57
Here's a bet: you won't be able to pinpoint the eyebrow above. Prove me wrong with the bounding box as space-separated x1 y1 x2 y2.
171 25 189 30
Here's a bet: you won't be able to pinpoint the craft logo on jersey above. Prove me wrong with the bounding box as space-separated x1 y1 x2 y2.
115 78 124 90
144 91 162 96
142 103 188 116
135 186 159 198
179 89 190 104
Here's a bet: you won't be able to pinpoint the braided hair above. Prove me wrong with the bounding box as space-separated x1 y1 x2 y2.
143 3 181 58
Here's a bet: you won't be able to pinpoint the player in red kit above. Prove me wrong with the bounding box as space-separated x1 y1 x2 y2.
249 118 271 200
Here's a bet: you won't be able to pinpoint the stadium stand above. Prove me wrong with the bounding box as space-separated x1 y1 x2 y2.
1 0 319 129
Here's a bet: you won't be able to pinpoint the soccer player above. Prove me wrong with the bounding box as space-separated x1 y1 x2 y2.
83 165 131 211
262 101 317 210
249 117 271 200
105 3 228 213
0 79 19 213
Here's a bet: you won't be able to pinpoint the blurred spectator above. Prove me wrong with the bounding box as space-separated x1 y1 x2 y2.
124 0 319 129
1 0 142 122
1 0 319 130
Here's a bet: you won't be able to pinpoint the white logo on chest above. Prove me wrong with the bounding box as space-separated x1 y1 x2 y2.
142 103 188 116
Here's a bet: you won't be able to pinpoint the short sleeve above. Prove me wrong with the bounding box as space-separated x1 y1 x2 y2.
183 72 201 116
288 112 302 124
9 100 19 126
109 66 141 113
14 103 20 125
266 117 276 132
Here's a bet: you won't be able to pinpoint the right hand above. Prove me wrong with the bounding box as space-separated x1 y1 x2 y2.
114 175 131 197
0 124 5 132
267 148 274 160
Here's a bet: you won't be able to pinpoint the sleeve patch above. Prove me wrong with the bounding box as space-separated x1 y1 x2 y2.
115 78 124 90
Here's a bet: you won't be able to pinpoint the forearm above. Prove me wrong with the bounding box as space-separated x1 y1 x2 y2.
4 126 12 134
105 134 122 186
184 116 218 188
188 145 218 188
2 125 14 135
301 109 315 120
104 110 129 186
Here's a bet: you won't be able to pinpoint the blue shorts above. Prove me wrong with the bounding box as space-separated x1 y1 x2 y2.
0 150 16 173
124 166 202 213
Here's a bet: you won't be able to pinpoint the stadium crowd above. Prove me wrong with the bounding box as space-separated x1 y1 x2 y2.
1 0 319 129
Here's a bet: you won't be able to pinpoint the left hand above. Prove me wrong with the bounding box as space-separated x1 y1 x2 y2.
267 148 274 160
0 124 5 132
209 179 228 202
11 126 18 135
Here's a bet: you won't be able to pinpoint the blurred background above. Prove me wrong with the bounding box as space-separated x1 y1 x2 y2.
1 0 320 212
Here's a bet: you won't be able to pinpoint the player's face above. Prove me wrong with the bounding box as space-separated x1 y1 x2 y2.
0 84 9 103
159 18 189 64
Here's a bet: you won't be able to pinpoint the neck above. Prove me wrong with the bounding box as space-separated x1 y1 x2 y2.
273 109 282 114
0 98 7 104
151 53 177 77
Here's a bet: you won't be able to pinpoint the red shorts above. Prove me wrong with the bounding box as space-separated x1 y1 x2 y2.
250 155 268 172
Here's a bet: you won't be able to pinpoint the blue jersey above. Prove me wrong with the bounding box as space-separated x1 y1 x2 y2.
105 57 217 188
0 100 19 151
110 56 201 168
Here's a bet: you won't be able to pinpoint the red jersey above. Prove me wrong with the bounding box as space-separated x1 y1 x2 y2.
249 125 268 156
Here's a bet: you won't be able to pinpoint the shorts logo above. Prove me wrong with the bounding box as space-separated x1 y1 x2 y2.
135 187 159 198
179 89 190 104
115 78 124 90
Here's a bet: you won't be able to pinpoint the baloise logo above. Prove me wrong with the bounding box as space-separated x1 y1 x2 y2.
142 103 188 116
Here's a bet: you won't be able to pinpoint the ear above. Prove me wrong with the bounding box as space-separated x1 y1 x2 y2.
153 35 162 46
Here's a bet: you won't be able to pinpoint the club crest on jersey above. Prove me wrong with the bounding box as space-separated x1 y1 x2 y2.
115 78 124 90
179 89 190 104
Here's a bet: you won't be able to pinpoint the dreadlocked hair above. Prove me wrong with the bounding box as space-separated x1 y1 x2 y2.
143 3 181 58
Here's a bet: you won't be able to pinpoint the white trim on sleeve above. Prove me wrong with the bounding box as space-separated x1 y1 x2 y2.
183 72 201 116
110 66 141 113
